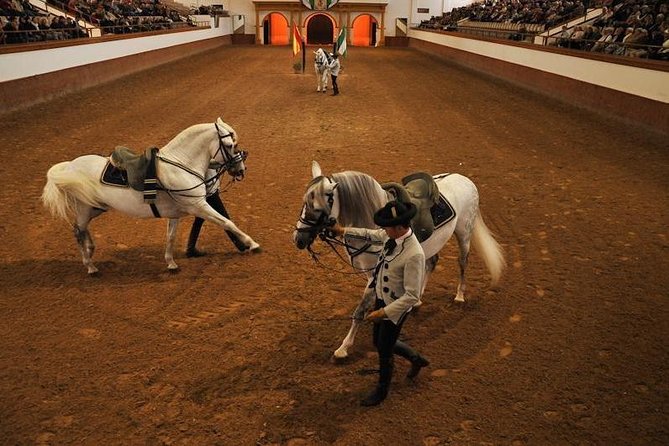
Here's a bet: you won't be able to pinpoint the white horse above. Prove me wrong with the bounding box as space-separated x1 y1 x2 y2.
293 161 505 359
314 48 331 93
42 117 261 274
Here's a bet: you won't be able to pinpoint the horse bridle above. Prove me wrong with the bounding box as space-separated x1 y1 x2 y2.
296 179 376 272
213 122 247 179
156 123 248 196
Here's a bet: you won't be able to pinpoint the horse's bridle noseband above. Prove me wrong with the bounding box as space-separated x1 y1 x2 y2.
214 122 247 179
296 177 335 239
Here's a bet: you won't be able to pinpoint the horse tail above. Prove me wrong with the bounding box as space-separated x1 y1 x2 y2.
471 210 506 285
42 161 102 222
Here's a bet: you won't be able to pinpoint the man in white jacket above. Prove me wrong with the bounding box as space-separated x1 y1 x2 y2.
332 200 429 406
328 52 340 96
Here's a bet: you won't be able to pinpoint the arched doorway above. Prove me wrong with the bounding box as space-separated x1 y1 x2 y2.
262 13 289 45
352 14 378 47
306 14 334 45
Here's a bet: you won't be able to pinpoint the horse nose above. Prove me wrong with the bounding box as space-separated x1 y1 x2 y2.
296 238 306 250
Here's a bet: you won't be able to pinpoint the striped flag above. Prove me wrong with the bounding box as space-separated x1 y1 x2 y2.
336 27 347 56
292 23 302 56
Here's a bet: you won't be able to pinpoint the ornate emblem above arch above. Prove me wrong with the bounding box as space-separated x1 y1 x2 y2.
301 0 339 10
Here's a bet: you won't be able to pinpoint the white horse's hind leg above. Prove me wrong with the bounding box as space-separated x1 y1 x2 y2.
454 228 472 303
74 218 98 274
165 218 179 270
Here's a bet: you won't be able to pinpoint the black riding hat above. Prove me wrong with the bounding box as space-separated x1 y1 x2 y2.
374 200 417 227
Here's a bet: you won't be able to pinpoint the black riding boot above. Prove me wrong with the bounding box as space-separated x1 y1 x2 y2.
361 357 393 406
394 340 430 379
186 217 206 257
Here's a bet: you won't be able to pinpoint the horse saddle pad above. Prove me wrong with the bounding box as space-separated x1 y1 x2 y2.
100 161 129 188
431 193 456 229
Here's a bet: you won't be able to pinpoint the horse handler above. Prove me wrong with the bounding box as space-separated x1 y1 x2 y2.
328 52 340 96
331 200 430 406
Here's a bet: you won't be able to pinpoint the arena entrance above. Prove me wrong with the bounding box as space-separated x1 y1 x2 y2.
352 14 378 47
262 12 289 45
306 14 334 45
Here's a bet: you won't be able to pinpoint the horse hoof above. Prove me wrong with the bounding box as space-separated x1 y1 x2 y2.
333 348 348 360
167 264 179 272
454 296 465 303
244 244 262 254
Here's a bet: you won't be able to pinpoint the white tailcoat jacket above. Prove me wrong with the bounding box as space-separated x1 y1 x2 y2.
344 227 425 324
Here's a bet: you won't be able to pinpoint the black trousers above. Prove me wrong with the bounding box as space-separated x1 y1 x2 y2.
371 299 420 389
331 75 339 94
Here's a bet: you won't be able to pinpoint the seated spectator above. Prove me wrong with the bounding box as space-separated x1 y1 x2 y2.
569 25 586 50
603 26 626 54
591 26 614 52
656 30 669 59
3 15 22 43
556 24 572 47
625 27 649 57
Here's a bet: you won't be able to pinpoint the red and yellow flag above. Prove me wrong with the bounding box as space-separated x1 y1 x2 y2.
292 23 302 56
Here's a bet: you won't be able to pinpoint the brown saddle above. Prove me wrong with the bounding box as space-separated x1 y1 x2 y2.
382 172 439 242
109 146 159 202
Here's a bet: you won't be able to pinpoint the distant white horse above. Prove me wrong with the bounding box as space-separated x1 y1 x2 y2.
42 117 260 274
294 161 505 359
314 48 331 93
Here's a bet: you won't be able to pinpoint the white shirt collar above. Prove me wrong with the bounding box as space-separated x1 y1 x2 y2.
395 228 413 244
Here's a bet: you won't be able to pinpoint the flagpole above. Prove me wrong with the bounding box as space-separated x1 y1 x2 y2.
301 38 305 74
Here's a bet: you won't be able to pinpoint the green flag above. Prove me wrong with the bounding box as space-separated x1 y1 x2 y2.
336 27 347 57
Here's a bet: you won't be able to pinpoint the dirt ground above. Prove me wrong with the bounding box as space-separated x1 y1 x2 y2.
0 45 667 446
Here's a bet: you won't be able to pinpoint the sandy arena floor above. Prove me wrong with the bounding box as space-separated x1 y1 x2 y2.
0 45 667 445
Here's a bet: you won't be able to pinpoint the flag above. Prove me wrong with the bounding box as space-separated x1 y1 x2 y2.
292 23 302 56
336 27 347 57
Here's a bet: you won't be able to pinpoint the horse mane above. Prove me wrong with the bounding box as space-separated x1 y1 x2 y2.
332 171 387 228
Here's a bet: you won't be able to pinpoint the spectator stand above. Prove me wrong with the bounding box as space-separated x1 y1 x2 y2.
535 6 603 46
2 0 202 45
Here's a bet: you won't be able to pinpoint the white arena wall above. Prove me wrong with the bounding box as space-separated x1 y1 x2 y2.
408 28 669 134
0 18 233 113
1 7 668 134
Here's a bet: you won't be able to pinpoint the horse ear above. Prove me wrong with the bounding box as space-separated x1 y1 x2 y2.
216 117 224 126
311 161 322 178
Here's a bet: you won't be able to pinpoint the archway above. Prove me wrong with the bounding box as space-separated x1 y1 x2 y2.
352 14 378 47
306 14 334 45
262 13 289 45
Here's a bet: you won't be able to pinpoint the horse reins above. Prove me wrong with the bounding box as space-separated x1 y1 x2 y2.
296 177 377 274
155 123 247 198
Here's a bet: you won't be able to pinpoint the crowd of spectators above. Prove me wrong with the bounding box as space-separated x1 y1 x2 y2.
553 0 668 59
51 0 187 35
419 0 590 31
418 0 669 59
1 0 88 43
191 4 228 16
1 0 190 44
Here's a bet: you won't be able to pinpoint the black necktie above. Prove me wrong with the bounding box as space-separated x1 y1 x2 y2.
384 239 397 255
